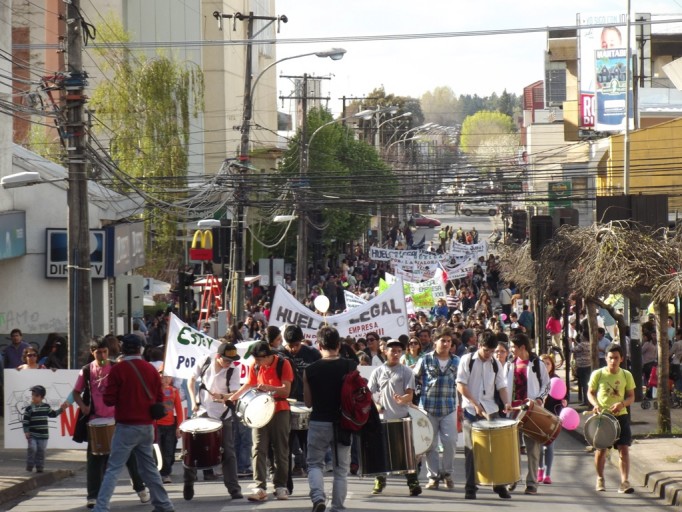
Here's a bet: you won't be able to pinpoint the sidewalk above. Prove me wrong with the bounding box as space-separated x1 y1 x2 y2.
0 425 85 507
567 381 682 506
0 394 680 507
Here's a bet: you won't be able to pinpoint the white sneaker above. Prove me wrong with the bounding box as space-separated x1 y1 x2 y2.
275 487 289 500
86 498 96 509
137 489 151 503
247 488 268 502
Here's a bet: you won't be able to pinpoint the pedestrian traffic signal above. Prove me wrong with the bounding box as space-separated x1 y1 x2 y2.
511 210 528 242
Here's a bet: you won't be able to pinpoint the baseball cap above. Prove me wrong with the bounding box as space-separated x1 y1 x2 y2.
386 338 404 350
30 385 46 397
121 333 143 349
217 342 240 361
248 340 275 358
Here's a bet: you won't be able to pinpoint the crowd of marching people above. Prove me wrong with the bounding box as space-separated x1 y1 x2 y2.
9 239 664 510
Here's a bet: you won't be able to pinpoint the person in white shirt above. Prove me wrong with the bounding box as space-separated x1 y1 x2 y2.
457 331 511 500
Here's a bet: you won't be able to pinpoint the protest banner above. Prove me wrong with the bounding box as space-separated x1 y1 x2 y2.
270 279 408 342
164 313 219 379
344 290 367 310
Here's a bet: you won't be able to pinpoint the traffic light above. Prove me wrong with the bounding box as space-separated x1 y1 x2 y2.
212 223 231 264
530 215 554 260
511 210 528 242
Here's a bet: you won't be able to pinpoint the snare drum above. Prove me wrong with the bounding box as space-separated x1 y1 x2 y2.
88 417 115 455
584 412 621 449
472 419 520 486
407 407 434 456
236 389 276 428
290 402 311 430
180 417 223 469
360 418 416 476
516 399 562 445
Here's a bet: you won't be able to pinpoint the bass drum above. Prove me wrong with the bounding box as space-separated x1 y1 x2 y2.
360 418 416 476
584 412 621 449
407 407 434 456
236 389 275 428
289 402 312 430
472 419 520 486
516 399 562 445
180 417 223 469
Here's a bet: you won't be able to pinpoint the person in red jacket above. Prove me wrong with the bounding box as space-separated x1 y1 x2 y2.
92 335 174 512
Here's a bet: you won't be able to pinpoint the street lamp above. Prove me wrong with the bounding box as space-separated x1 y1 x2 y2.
232 47 346 324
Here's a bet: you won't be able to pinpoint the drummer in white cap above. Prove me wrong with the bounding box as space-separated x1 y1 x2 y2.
183 341 243 502
367 338 422 497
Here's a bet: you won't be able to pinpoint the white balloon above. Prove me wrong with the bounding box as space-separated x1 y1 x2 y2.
314 295 330 314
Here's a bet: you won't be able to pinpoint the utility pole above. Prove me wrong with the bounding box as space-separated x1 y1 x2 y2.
65 0 92 368
297 73 309 302
233 11 285 323
282 74 332 301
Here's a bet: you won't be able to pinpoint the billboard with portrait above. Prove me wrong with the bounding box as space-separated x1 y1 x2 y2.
577 12 634 131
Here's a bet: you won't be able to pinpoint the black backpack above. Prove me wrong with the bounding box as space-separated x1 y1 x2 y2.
254 352 300 400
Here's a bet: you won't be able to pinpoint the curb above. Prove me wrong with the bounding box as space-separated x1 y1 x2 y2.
0 469 74 507
633 454 682 506
564 417 682 506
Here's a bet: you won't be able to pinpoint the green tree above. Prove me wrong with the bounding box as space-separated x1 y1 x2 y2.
349 86 424 146
460 111 516 154
24 124 63 164
498 89 515 118
89 17 204 277
269 108 396 262
421 86 459 125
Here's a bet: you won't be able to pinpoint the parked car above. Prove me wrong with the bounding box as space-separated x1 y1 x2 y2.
460 203 498 217
409 213 441 228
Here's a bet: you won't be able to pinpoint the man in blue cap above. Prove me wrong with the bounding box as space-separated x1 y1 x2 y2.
93 334 174 512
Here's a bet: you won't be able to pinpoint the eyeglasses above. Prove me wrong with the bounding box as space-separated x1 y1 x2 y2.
26 354 38 358
367 337 377 342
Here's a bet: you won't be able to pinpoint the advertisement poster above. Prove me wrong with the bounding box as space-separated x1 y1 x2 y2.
577 12 627 129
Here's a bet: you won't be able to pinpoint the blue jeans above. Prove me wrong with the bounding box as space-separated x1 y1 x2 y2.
425 410 457 480
157 424 177 477
232 417 253 473
27 437 47 470
86 444 145 500
577 366 591 403
540 442 554 476
93 424 173 512
307 421 350 512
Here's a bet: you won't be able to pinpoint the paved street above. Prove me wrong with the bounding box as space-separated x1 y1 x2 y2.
415 202 502 250
4 429 669 512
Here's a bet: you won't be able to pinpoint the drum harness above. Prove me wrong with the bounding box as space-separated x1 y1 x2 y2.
197 356 235 421
588 367 625 436
467 355 503 418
